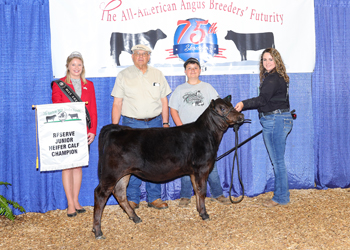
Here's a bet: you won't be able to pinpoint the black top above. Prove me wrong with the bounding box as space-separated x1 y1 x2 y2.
242 71 289 113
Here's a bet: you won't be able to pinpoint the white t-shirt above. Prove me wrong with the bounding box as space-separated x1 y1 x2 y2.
169 81 219 124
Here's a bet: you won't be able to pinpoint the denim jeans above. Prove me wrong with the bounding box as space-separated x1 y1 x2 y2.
180 162 223 199
260 111 293 205
122 115 162 204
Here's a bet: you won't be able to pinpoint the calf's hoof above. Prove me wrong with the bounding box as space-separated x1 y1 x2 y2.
130 216 142 224
92 228 106 240
200 213 210 221
96 235 106 240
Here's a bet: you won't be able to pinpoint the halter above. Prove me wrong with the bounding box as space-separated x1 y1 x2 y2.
210 105 236 125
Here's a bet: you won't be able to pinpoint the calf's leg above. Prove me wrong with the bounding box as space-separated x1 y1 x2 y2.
113 175 142 224
93 183 114 239
191 174 209 220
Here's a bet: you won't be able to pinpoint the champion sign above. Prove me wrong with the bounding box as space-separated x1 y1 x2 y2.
36 102 89 172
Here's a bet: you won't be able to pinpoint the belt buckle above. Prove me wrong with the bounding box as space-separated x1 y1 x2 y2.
138 116 156 122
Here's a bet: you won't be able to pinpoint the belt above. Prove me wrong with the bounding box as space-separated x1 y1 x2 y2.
133 116 158 122
259 109 290 118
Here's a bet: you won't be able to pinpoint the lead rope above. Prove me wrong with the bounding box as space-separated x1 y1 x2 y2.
223 109 297 203
229 123 244 203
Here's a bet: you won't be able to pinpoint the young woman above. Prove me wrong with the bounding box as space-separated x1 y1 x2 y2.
52 52 97 216
235 48 293 207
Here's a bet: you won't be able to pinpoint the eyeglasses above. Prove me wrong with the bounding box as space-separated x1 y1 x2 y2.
134 52 150 57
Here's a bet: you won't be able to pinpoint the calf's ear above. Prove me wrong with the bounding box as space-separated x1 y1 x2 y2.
223 95 232 103
210 99 215 108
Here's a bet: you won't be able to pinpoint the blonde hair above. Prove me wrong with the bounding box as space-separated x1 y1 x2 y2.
65 52 87 85
259 48 289 83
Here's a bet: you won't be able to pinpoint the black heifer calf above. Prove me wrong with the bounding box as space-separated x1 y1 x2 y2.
93 96 244 239
225 30 275 61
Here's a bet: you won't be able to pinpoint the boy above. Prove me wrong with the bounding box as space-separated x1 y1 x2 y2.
169 57 231 207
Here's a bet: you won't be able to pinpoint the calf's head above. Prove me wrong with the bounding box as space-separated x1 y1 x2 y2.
210 95 244 128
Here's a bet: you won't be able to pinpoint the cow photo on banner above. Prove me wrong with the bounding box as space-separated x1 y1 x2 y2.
49 0 315 77
36 102 89 172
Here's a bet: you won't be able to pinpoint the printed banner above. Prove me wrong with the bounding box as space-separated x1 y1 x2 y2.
49 0 315 77
36 102 89 172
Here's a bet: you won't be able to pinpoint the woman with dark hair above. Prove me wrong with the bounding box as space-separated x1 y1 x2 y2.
235 48 293 207
52 51 97 217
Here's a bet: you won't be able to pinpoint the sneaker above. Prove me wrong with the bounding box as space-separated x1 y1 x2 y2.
262 199 279 208
178 198 191 207
211 195 231 205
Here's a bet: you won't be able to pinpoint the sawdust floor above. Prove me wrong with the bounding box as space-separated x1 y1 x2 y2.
1 188 350 249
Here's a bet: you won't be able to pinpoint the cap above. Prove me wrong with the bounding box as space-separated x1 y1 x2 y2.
131 44 152 53
184 57 201 69
68 51 83 60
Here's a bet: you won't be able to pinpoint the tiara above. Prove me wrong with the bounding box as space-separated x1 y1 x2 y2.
68 51 83 59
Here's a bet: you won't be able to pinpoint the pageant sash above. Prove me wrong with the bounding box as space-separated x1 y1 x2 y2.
51 80 91 128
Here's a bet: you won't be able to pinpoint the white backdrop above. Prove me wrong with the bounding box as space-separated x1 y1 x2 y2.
50 0 315 77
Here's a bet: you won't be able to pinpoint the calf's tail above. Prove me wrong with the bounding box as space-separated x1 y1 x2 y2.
97 124 122 180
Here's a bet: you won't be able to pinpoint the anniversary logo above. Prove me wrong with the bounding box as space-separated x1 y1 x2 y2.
173 17 218 68
36 102 89 171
